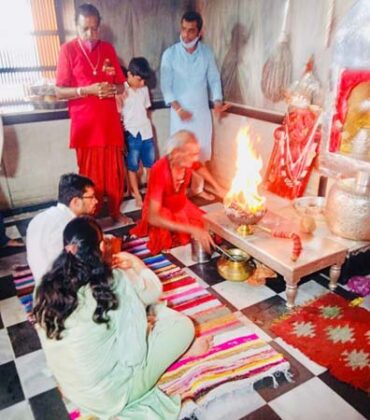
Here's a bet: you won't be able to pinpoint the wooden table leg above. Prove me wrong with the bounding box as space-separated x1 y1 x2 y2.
285 280 298 309
329 263 342 290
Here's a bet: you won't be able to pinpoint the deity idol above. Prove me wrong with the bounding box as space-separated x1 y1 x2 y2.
264 58 322 199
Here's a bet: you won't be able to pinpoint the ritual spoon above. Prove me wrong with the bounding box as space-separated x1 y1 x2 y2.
213 244 242 262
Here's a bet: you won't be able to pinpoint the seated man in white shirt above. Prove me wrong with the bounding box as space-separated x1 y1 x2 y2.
27 173 98 286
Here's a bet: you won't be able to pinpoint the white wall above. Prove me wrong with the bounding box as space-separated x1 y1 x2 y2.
1 119 76 209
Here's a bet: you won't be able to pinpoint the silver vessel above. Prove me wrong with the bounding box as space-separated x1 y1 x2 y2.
326 171 370 241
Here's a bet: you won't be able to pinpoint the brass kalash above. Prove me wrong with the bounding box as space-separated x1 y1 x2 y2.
216 127 268 281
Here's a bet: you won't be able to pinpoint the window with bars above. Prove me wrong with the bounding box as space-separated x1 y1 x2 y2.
0 0 63 113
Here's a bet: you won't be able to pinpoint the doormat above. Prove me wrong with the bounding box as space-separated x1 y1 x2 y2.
271 293 370 392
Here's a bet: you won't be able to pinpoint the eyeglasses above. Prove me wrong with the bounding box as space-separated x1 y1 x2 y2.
81 195 97 200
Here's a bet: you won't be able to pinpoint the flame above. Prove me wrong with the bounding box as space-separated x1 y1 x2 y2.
224 127 266 213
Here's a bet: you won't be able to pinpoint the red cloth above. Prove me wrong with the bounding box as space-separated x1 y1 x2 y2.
130 157 204 254
76 146 124 218
56 38 125 148
330 69 370 152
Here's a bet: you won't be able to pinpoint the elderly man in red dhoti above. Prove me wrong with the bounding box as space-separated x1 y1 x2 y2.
131 130 221 255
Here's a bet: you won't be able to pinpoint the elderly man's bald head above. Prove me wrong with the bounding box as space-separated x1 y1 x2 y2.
167 130 200 168
166 130 199 154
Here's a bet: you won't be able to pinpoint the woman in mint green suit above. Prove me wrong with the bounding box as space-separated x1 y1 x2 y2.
33 217 195 419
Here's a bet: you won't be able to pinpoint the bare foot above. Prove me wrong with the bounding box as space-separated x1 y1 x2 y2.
196 191 215 201
183 335 213 358
112 214 134 226
5 239 24 248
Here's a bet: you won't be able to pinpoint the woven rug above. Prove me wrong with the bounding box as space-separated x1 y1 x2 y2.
271 292 370 392
124 238 291 419
11 264 35 322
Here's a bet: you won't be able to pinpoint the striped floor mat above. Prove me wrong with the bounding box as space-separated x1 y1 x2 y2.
11 264 35 322
123 238 291 419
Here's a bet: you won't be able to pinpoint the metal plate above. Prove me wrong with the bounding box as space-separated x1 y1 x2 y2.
293 196 326 216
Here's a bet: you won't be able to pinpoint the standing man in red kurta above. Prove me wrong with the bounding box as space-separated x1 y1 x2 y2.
55 3 131 223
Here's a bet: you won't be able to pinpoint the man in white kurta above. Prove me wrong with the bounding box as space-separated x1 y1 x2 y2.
160 11 225 163
27 173 97 285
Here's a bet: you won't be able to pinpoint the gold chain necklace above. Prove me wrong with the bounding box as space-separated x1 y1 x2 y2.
78 39 101 76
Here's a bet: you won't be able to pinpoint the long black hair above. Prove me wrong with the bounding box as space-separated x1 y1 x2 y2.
33 217 118 340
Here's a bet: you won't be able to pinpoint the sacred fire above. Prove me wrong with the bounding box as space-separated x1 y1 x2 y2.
224 127 302 262
224 127 266 227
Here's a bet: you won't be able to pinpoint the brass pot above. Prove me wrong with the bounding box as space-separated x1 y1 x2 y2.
216 248 256 282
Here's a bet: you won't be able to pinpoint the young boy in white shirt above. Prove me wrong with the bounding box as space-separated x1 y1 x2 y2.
120 57 155 207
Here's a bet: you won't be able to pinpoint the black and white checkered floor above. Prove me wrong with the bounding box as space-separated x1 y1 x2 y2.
0 197 369 420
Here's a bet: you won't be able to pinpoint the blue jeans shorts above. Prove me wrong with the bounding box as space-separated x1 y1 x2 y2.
125 131 155 172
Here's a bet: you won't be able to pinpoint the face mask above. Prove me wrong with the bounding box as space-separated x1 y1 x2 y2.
180 34 199 50
81 39 99 52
